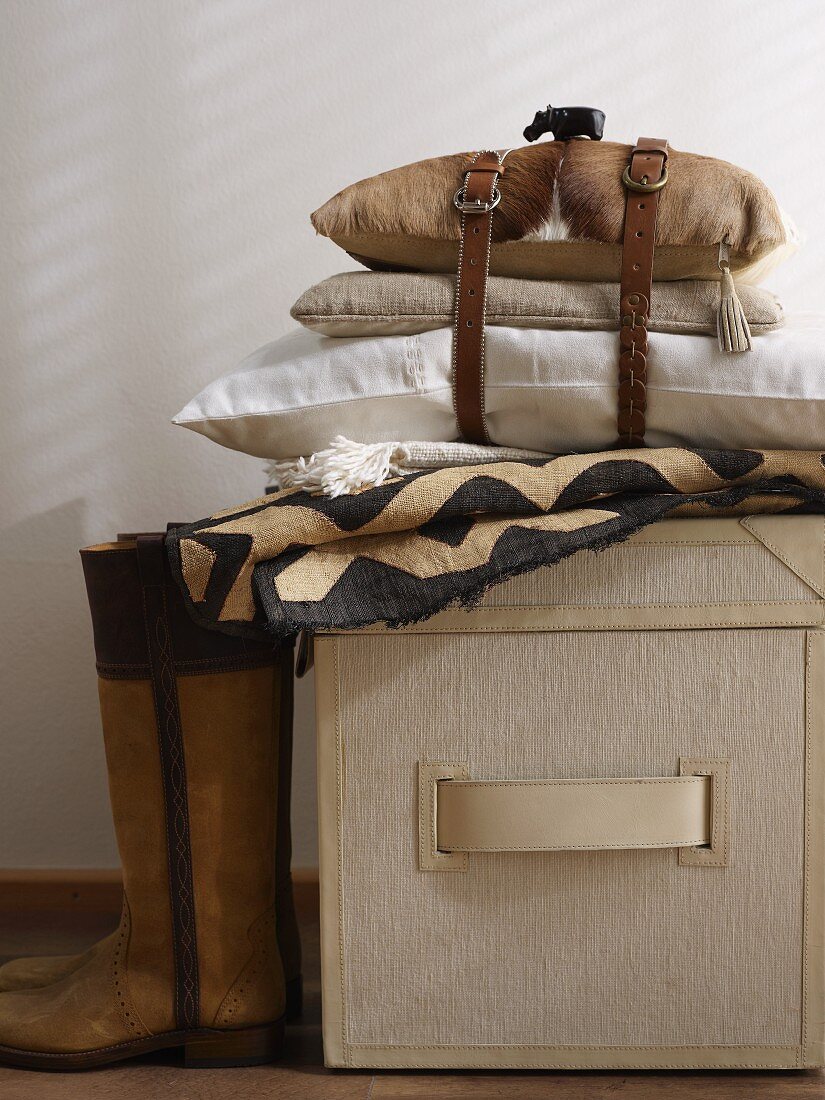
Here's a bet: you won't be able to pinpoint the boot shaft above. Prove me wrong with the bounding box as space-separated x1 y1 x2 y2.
80 536 287 1032
81 537 278 679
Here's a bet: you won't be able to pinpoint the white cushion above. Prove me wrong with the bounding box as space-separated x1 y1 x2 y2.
173 317 825 460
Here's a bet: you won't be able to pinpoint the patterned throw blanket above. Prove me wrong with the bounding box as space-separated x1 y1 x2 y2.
167 448 825 639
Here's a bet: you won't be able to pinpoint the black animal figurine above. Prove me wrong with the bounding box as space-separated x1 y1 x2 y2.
523 105 605 142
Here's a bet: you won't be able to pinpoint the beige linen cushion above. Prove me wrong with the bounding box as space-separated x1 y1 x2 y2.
311 140 798 284
291 273 784 338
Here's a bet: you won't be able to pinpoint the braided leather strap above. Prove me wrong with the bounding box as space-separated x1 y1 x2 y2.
136 535 200 1031
452 151 505 444
617 137 669 447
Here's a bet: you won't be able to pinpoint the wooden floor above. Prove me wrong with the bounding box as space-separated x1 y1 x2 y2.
0 903 823 1099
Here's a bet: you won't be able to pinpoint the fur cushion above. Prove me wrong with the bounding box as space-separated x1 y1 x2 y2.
311 140 797 283
291 272 784 338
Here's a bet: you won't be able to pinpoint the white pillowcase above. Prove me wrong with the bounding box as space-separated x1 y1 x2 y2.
174 318 825 460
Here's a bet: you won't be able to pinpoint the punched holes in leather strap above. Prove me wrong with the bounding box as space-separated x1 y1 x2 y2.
618 376 646 408
619 348 647 381
621 291 650 316
616 407 646 443
617 138 668 446
619 291 649 351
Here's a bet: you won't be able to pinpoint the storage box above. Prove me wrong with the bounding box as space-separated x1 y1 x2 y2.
315 516 825 1069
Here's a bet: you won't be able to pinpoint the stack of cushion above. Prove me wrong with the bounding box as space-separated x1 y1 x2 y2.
175 139 823 460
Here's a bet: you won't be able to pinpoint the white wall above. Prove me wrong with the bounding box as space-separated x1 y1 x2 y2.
1 0 823 869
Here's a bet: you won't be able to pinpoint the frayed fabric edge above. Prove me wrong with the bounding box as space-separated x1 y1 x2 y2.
265 437 552 497
251 482 823 638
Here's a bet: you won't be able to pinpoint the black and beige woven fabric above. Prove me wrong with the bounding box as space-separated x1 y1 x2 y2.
167 448 825 638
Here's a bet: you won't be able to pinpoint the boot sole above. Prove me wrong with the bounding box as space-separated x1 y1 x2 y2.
0 1017 285 1071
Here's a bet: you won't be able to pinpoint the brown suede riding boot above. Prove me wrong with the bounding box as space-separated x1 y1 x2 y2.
0 528 302 1008
0 645 303 1015
0 535 294 1069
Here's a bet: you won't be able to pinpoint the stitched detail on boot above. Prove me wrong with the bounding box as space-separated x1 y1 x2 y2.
112 897 150 1039
96 651 279 681
214 907 282 1028
154 593 199 1029
139 554 201 1034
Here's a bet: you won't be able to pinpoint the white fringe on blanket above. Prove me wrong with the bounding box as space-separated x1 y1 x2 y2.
265 437 551 498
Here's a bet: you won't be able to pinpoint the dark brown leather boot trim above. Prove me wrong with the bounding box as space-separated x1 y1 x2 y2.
136 535 200 1032
81 539 278 674
95 651 279 681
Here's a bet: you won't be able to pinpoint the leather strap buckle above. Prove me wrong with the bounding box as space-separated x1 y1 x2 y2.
615 136 669 447
450 150 506 444
622 164 669 193
453 187 501 214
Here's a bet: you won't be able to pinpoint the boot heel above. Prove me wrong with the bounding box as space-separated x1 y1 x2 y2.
285 975 303 1021
184 1019 285 1068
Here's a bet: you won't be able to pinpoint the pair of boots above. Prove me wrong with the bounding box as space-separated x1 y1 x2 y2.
0 534 301 1069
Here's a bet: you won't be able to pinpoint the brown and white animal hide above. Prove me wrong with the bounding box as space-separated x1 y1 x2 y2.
311 140 794 283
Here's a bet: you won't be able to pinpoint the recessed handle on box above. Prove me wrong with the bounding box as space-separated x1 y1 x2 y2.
418 759 728 872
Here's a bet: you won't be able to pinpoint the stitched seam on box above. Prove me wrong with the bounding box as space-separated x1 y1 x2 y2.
420 764 466 871
742 518 825 596
418 766 426 871
686 756 730 866
354 611 824 634
347 1042 800 1050
344 1061 797 1069
447 778 705 788
804 632 812 1064
349 602 823 630
471 601 820 613
616 541 757 547
679 759 729 867
429 768 438 867
333 638 350 1068
429 768 437 866
448 841 707 851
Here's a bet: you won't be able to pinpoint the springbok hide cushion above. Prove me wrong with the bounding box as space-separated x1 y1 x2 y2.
174 315 825 460
311 141 797 284
291 272 784 338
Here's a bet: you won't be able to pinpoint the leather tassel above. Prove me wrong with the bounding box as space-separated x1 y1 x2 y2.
717 241 752 353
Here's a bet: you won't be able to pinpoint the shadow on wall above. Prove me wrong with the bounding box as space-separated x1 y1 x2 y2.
0 4 140 871
0 501 116 868
1 0 824 874
0 0 295 867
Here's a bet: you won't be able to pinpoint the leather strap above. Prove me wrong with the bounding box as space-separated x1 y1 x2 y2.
452 151 505 443
136 534 200 1031
436 774 709 852
617 137 669 446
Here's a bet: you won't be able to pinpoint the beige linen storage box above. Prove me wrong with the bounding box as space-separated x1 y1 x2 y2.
314 516 825 1070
